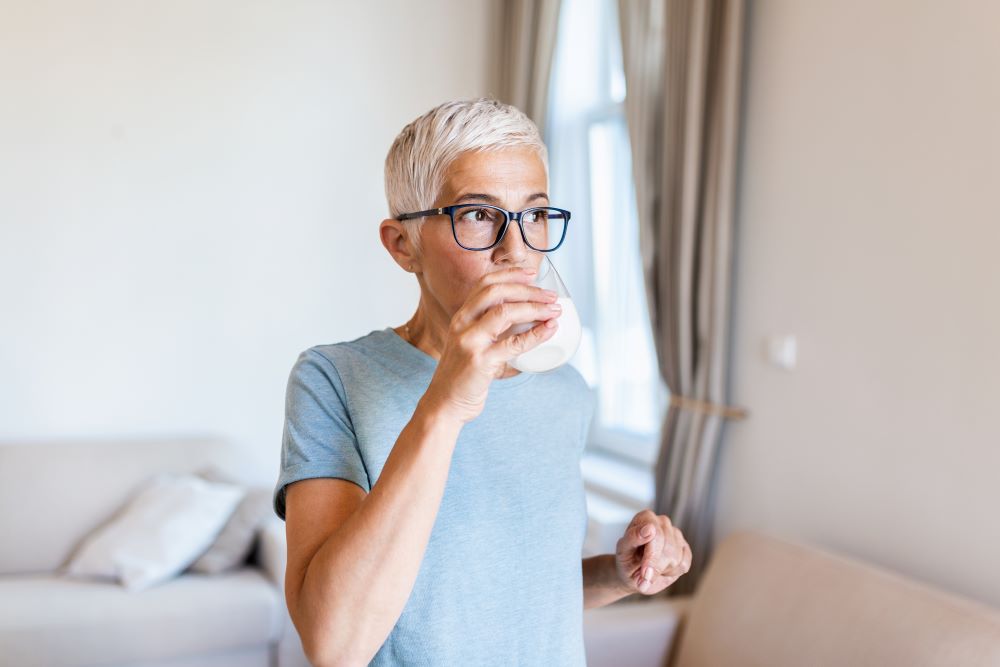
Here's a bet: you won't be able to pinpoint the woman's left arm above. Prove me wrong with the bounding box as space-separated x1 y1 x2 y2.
583 554 634 609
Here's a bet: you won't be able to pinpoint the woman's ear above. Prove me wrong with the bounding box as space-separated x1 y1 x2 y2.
379 218 420 273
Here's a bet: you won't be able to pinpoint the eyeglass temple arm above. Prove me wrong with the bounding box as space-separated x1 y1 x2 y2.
396 207 447 221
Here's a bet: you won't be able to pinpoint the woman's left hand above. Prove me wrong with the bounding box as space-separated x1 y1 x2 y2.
614 510 692 595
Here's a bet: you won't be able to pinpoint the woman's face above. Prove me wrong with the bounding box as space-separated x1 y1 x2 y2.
416 146 549 318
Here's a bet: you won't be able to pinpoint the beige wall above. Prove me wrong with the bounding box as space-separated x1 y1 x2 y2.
716 1 1000 607
0 1 496 480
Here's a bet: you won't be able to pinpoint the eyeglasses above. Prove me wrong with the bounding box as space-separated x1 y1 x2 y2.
396 204 571 252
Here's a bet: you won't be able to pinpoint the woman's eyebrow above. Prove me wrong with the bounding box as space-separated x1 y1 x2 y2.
454 192 550 205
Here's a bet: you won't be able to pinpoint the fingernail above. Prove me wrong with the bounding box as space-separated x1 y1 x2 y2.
548 303 562 311
644 566 653 581
641 525 653 537
525 268 537 275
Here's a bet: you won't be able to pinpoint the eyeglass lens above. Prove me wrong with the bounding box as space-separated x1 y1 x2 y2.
452 205 566 251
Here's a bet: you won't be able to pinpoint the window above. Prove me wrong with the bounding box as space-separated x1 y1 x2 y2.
547 0 669 478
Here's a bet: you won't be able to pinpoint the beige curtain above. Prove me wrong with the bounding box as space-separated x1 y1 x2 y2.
495 0 562 138
618 0 749 596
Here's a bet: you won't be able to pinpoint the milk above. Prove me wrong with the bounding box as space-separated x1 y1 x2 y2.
510 296 582 373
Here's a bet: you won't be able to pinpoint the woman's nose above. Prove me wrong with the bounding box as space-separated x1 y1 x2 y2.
494 218 530 261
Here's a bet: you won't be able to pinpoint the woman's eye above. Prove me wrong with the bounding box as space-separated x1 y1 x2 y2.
460 208 495 223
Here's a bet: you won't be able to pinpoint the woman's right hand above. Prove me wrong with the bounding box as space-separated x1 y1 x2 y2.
421 266 563 424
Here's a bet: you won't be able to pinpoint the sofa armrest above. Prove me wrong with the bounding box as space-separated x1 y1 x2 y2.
256 516 287 598
255 516 313 667
583 595 692 667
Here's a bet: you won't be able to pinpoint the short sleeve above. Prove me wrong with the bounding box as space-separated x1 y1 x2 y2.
273 348 371 521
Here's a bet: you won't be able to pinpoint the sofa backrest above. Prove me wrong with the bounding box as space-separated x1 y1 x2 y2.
672 531 1000 667
0 437 244 575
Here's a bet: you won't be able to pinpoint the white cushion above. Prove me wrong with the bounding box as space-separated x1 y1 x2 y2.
188 466 272 574
0 438 242 575
62 472 245 591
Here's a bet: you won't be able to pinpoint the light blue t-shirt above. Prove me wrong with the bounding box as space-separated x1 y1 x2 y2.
273 326 596 666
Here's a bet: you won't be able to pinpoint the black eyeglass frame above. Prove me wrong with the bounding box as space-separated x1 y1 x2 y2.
396 204 572 252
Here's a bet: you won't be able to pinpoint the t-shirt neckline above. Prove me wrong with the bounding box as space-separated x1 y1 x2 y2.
379 327 535 389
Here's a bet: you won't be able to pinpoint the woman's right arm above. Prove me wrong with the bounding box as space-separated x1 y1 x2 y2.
284 266 563 667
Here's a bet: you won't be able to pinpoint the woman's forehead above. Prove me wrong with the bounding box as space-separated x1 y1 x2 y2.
441 147 547 199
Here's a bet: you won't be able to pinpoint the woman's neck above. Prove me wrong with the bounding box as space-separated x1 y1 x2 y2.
396 304 521 379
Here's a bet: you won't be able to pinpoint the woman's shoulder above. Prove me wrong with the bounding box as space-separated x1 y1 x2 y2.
300 328 389 364
290 328 397 387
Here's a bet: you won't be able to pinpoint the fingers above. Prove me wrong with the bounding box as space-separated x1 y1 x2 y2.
480 265 537 289
454 268 536 329
617 515 657 558
639 524 663 587
661 526 688 573
481 300 562 350
679 535 692 573
491 317 560 362
451 269 557 336
621 512 692 594
652 526 688 584
618 513 660 591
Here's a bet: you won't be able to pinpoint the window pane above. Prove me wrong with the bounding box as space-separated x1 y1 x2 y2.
588 117 660 437
603 0 627 104
548 0 666 463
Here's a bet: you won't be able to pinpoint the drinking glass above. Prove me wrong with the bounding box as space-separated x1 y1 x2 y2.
502 254 582 373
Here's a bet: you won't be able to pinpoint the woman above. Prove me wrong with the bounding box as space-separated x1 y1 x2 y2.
272 98 691 666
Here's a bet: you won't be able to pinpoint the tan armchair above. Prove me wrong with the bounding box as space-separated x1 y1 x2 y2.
584 531 1000 666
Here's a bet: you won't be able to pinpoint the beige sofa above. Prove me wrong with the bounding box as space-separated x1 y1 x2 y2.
10 437 998 666
0 438 309 667
583 530 1000 666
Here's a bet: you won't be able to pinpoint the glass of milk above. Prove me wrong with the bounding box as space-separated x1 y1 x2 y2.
505 254 582 373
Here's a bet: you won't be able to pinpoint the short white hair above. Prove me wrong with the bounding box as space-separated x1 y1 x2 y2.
384 97 549 256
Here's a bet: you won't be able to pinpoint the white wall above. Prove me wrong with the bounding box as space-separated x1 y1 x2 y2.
0 0 496 483
717 0 1000 607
